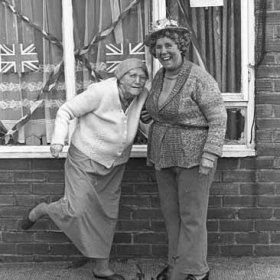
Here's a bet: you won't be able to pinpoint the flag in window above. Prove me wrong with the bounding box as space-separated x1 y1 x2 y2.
105 42 145 73
0 43 39 73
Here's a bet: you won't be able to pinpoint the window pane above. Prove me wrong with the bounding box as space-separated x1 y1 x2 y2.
72 0 151 144
0 0 65 146
167 0 241 93
225 107 246 144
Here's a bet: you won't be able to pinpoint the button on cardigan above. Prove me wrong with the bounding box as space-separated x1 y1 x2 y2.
51 77 148 168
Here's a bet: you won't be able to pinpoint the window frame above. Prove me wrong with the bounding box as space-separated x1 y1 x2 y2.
0 0 255 158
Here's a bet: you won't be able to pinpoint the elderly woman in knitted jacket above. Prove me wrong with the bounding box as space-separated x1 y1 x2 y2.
142 19 227 280
21 58 149 280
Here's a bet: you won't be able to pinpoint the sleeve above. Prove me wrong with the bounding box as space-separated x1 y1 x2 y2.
194 72 227 157
51 84 102 145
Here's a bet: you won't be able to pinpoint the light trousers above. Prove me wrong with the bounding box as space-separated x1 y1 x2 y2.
155 163 216 279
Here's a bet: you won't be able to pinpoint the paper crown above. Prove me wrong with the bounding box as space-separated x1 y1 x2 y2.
145 18 190 46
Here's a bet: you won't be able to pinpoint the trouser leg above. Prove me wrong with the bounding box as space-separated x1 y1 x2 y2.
155 168 180 269
171 164 216 280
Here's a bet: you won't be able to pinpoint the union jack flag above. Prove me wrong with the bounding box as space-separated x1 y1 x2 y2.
0 43 39 73
105 42 145 73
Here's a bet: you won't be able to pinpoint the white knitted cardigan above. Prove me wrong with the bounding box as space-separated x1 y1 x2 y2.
51 77 147 168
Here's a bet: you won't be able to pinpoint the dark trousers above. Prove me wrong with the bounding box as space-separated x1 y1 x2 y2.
155 163 216 279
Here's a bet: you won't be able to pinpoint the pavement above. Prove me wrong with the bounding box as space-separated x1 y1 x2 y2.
0 257 280 280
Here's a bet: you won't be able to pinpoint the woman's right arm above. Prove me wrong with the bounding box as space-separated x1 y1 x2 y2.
50 84 100 157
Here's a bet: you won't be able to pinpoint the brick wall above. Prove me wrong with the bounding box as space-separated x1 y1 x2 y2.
0 0 280 262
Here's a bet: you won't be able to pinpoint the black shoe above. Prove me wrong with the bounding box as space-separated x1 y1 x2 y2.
93 272 125 280
185 271 209 280
20 208 36 230
156 266 170 280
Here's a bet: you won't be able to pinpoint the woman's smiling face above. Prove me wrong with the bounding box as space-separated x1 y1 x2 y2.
155 36 183 73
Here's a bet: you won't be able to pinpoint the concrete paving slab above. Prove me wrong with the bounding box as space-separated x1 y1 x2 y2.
0 257 280 280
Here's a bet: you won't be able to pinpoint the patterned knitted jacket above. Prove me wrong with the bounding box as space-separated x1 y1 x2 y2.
146 60 227 169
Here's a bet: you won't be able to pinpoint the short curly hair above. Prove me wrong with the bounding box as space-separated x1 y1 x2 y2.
145 29 191 58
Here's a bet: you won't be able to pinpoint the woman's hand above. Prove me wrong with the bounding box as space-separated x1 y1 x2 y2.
140 107 152 124
199 152 217 175
50 144 63 158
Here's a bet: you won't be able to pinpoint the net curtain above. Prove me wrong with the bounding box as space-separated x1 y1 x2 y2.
176 0 241 93
0 0 147 145
72 0 147 89
0 0 63 145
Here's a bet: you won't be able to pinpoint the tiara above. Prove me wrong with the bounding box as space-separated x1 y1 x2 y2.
148 18 179 33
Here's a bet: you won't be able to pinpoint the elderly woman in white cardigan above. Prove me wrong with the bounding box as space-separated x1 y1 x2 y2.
21 58 149 280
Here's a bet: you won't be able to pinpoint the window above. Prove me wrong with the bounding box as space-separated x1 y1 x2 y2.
164 0 255 157
0 0 255 158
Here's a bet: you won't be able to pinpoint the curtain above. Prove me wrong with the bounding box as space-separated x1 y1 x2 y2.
0 0 150 145
177 0 241 93
72 0 148 89
0 0 63 145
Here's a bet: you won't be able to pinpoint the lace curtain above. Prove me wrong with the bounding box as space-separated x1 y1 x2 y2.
171 0 241 92
0 0 149 145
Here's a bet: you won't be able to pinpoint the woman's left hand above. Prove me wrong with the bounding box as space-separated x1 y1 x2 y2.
199 152 217 175
199 157 215 175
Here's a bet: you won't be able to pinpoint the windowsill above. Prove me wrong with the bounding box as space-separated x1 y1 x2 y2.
0 144 256 158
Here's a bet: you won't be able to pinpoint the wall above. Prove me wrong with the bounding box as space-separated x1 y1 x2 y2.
0 0 280 262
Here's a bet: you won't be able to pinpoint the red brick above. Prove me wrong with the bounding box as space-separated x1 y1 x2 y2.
32 183 64 195
257 119 280 130
31 159 65 170
207 221 219 232
120 195 152 207
134 233 167 244
256 79 273 92
116 245 150 257
113 233 132 243
150 221 166 232
0 195 13 206
259 196 280 206
208 233 234 244
258 144 280 156
255 220 280 231
0 184 31 195
117 220 151 231
207 208 236 219
221 245 253 256
132 209 163 220
222 171 256 182
240 183 275 195
241 157 274 169
223 196 257 207
0 159 31 170
255 245 280 256
208 245 220 256
2 232 33 243
238 208 273 219
34 232 70 243
210 183 239 195
259 170 280 182
208 196 222 208
220 221 254 232
235 232 269 244
271 233 280 243
256 104 274 117
217 158 239 170
0 244 16 254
